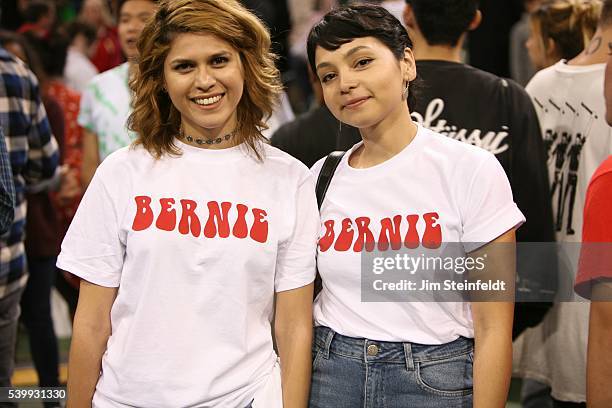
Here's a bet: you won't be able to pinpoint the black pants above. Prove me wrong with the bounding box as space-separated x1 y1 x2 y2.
20 256 59 388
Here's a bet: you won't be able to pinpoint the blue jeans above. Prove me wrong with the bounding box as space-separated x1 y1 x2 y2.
310 326 474 408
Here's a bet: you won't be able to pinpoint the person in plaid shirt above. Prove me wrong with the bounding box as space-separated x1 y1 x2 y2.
0 45 59 391
0 128 14 235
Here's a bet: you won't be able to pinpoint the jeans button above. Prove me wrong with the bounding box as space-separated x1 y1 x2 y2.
367 344 379 356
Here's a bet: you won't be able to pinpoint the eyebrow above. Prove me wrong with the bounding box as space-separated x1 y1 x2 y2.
169 58 193 65
169 52 232 64
315 45 372 71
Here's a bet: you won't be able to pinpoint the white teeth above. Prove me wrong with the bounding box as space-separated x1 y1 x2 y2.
193 95 222 106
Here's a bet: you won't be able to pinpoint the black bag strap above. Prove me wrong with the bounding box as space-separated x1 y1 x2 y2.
315 151 345 209
313 151 344 298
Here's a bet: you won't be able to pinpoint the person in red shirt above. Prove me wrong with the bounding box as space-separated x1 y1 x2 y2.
573 3 612 406
17 0 56 39
78 0 123 72
24 29 85 317
35 32 84 230
42 30 85 314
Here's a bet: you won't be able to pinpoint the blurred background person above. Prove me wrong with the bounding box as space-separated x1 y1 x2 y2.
79 0 157 188
1 30 80 399
286 0 337 114
514 1 612 407
78 0 123 73
510 0 544 86
526 0 601 70
64 21 99 93
17 0 56 39
0 39 60 399
403 0 556 341
30 28 86 321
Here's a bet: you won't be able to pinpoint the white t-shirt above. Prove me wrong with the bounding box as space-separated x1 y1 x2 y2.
64 47 99 93
526 61 612 245
77 62 135 161
57 141 318 408
311 125 525 345
512 61 612 402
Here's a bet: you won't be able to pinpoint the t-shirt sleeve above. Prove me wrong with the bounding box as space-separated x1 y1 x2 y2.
310 156 326 180
460 152 526 251
56 163 125 287
574 171 612 299
274 173 319 292
77 82 97 133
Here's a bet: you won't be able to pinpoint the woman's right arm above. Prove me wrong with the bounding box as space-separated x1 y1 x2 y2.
81 129 100 189
67 279 118 408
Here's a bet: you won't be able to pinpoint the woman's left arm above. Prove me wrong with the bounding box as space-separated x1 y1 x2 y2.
274 283 314 408
470 228 516 408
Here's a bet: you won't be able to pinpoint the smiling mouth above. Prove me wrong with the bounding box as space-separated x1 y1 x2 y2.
192 94 224 106
343 97 371 110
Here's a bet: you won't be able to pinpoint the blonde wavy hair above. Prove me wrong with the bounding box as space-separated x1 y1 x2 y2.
531 0 602 61
128 0 282 159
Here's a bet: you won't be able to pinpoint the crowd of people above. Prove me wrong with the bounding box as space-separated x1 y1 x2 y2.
0 0 610 407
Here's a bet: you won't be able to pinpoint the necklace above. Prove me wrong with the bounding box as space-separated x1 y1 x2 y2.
180 129 236 145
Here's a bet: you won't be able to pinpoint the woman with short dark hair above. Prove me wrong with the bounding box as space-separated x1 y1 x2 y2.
307 4 524 407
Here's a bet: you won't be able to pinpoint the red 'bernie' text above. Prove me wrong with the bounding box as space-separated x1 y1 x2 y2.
318 212 442 252
131 196 269 243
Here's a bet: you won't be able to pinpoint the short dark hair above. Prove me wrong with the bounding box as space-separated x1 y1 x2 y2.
65 21 97 46
117 0 128 16
24 30 70 77
0 30 45 80
407 0 479 47
307 4 418 110
23 1 52 23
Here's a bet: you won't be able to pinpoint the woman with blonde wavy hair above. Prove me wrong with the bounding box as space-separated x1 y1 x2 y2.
526 0 602 69
58 1 317 407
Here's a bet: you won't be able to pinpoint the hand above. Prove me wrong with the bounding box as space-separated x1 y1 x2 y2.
57 165 81 204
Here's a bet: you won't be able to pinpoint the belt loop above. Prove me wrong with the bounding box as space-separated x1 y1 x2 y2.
323 327 335 359
403 343 415 371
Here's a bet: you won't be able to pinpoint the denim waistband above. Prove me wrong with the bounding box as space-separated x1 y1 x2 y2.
313 326 474 370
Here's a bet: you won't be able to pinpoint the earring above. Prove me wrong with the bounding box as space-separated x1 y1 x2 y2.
402 82 410 100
